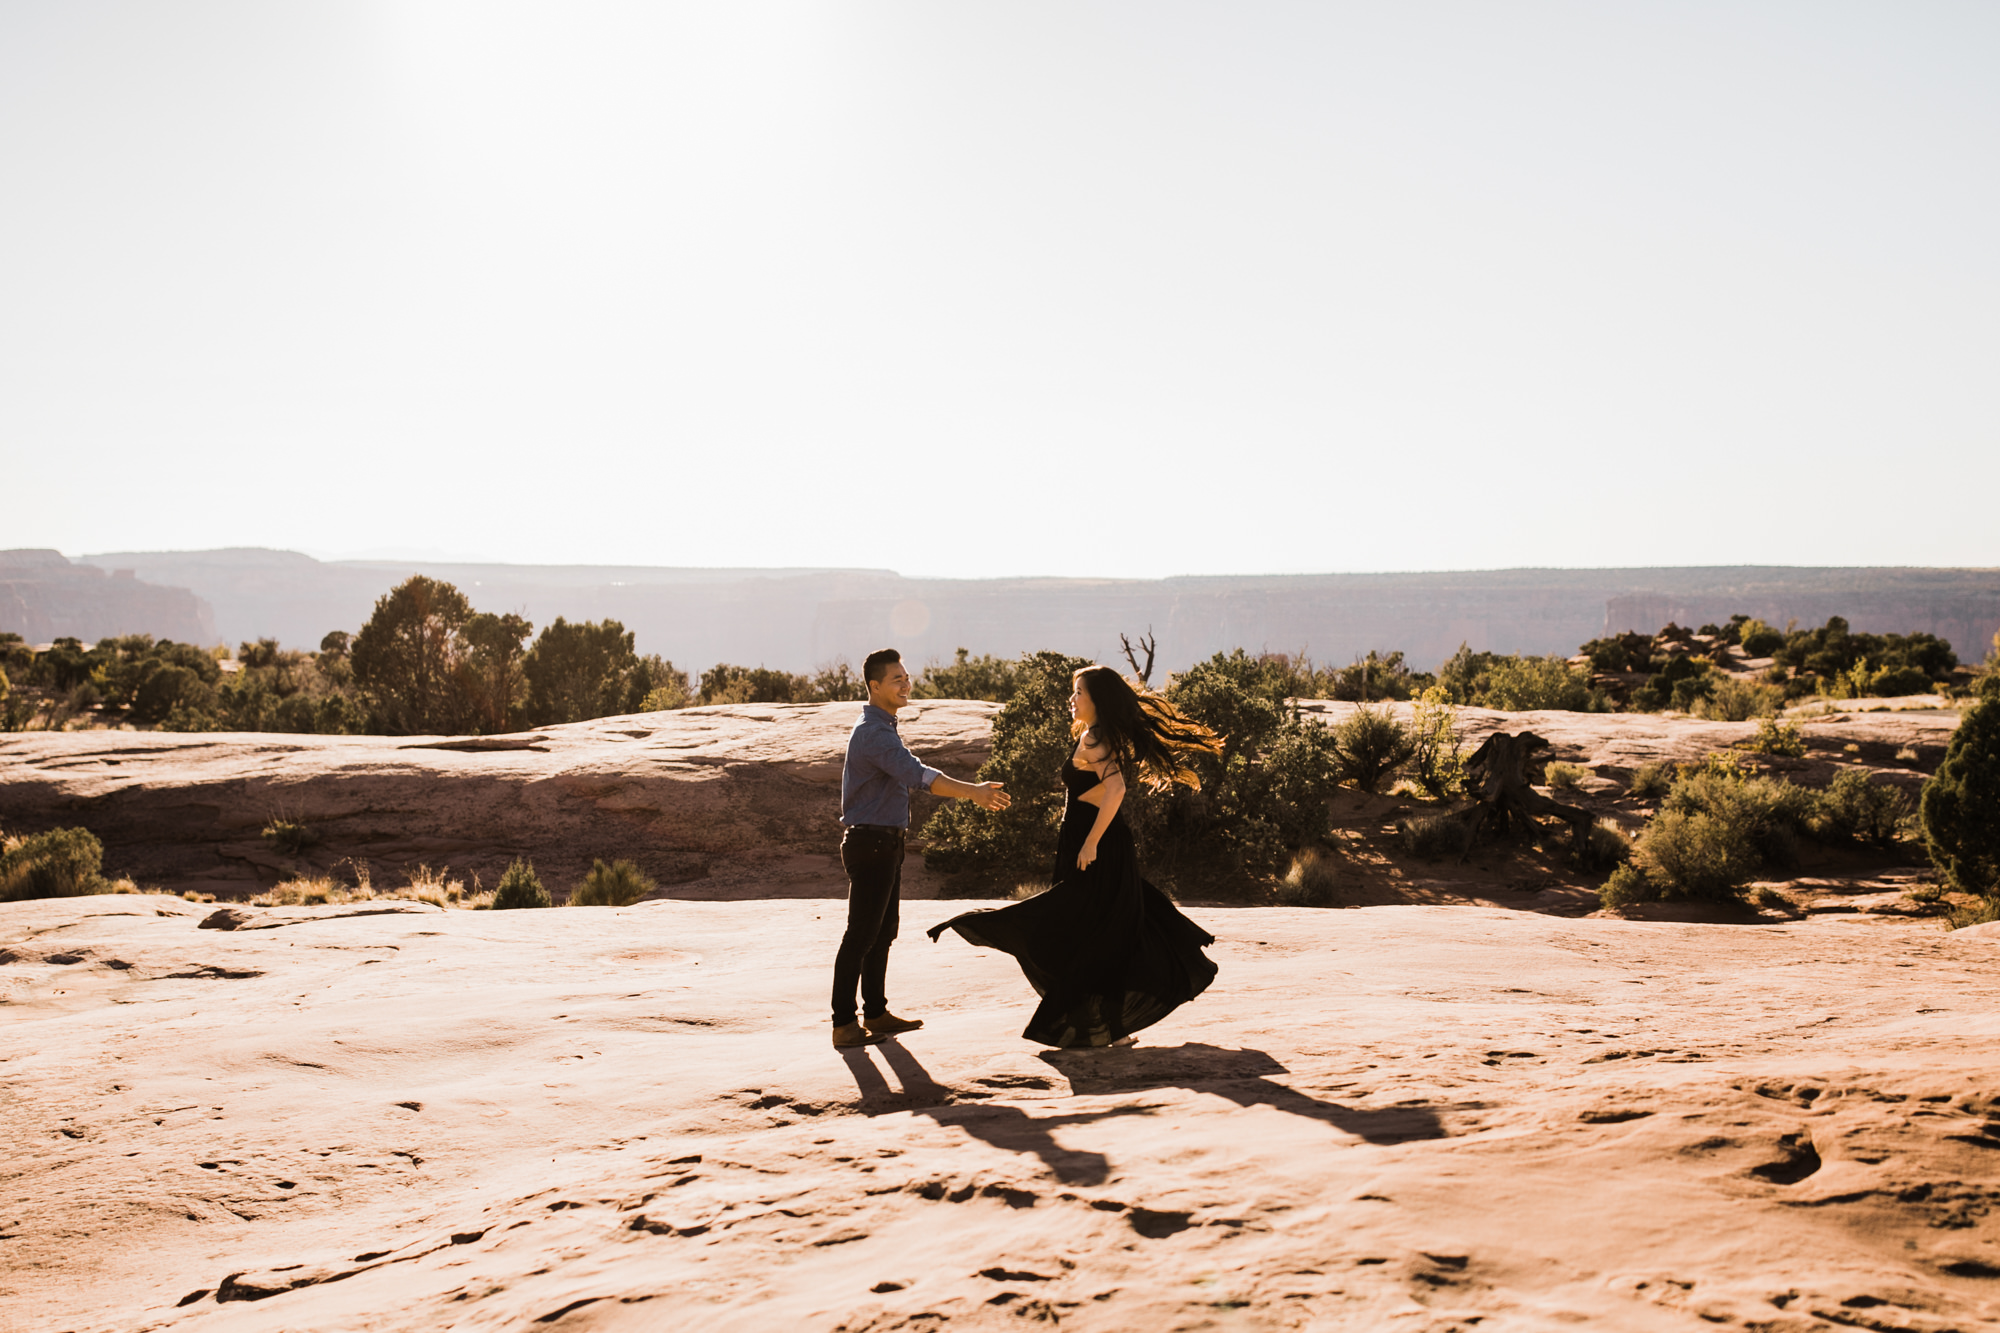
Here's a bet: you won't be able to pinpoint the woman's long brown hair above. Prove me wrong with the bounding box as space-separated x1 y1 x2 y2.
1072 665 1222 792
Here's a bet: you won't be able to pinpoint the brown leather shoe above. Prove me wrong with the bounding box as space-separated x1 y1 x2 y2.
832 1022 884 1048
865 1012 923 1038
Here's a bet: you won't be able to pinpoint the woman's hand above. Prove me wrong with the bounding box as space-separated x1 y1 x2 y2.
1077 840 1099 871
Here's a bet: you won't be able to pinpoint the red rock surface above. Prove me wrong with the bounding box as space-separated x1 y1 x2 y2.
0 700 1963 907
6 894 2000 1331
0 702 998 901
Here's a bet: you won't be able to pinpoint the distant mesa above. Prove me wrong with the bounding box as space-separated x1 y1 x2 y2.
0 547 1992 673
0 550 215 646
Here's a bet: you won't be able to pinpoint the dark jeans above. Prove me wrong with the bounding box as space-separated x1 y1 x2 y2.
831 826 904 1026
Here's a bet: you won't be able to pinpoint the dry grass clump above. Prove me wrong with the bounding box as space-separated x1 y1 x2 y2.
1627 762 1674 799
567 859 657 907
248 862 492 909
260 817 316 856
1397 812 1473 861
1009 880 1049 901
1543 761 1589 791
1692 678 1784 722
1948 897 2000 931
1273 848 1343 907
1573 819 1633 872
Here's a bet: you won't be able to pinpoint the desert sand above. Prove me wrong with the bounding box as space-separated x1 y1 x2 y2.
7 888 2000 1332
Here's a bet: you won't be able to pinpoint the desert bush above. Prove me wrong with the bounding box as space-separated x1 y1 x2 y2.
491 859 552 910
924 648 1344 889
1740 717 1807 757
922 651 1093 879
1272 848 1343 907
1470 655 1598 712
1921 696 2000 896
1331 704 1414 794
1407 687 1467 799
568 858 657 906
1574 819 1634 872
1312 650 1432 703
1810 770 1910 848
1692 677 1783 722
1580 631 1657 675
1398 812 1473 861
0 827 114 901
1614 766 1817 904
1739 620 1784 657
1543 761 1589 791
1627 761 1673 799
1600 864 1651 909
260 818 315 856
914 649 1021 702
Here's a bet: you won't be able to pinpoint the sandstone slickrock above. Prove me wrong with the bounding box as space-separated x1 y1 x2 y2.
5 894 2000 1331
0 700 1962 904
0 702 997 900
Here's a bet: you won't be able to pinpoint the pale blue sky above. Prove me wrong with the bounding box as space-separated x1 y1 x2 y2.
3 2 1995 577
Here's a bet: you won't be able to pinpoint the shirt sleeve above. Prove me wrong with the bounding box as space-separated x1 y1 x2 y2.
861 725 944 793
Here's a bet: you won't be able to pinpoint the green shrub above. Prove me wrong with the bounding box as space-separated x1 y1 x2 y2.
567 858 657 907
1273 848 1342 907
1332 704 1414 794
1544 761 1589 791
914 649 1021 702
1627 761 1673 799
1922 696 2000 896
922 651 1092 878
491 858 552 909
0 827 113 901
1574 819 1633 872
1601 863 1652 909
1740 717 1807 757
1810 770 1910 848
1407 687 1467 799
1620 767 1816 903
1740 620 1785 657
1476 656 1595 712
1692 677 1783 722
1398 813 1473 861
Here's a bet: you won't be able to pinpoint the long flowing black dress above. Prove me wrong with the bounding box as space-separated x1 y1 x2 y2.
927 758 1217 1047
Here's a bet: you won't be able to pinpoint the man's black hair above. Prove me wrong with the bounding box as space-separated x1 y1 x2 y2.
862 648 903 685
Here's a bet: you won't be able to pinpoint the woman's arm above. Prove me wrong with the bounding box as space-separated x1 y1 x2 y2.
1077 768 1126 870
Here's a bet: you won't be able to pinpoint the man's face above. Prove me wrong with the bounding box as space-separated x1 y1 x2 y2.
869 661 912 710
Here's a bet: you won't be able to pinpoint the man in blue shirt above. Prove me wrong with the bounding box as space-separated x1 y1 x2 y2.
833 647 1010 1048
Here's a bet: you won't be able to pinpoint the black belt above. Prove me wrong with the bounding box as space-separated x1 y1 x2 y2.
845 823 906 834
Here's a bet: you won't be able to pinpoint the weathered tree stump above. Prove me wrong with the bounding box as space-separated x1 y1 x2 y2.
1453 731 1594 860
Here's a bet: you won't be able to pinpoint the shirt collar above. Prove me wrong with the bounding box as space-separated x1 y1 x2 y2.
861 702 899 728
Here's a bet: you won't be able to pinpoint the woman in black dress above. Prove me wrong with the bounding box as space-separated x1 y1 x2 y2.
928 665 1223 1048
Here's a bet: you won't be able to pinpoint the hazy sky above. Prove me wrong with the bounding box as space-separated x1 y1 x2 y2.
3 2 1995 578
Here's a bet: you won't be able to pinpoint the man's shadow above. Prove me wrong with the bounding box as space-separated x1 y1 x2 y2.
840 1040 1137 1185
837 1039 1444 1187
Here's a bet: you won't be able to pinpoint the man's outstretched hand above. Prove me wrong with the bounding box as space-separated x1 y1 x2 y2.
971 782 1010 812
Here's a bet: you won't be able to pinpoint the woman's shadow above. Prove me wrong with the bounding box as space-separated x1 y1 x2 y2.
837 1040 1443 1187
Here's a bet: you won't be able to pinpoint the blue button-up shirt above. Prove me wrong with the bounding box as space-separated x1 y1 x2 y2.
840 703 945 828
